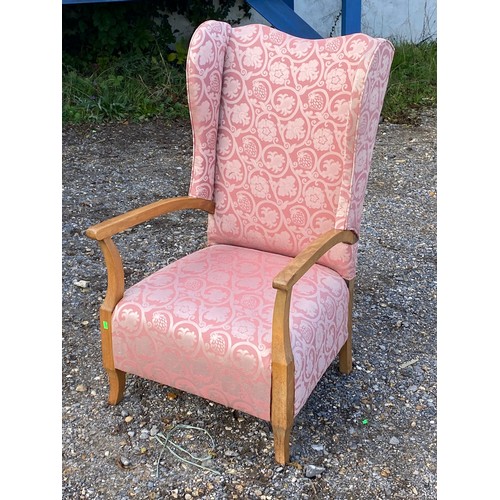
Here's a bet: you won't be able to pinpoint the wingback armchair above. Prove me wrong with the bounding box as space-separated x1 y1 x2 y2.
86 20 394 464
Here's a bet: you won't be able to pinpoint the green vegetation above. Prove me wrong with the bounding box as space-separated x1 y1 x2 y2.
63 54 190 123
382 40 437 123
62 2 436 125
62 0 249 123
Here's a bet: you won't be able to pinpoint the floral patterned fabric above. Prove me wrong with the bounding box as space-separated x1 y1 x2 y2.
187 21 232 201
111 22 393 423
187 21 394 280
112 245 349 420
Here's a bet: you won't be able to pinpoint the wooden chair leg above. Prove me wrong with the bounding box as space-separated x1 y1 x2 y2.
339 334 352 374
271 359 294 464
106 368 126 405
271 289 295 465
339 279 355 374
272 419 293 464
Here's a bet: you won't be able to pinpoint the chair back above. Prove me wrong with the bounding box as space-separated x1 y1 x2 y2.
187 20 394 279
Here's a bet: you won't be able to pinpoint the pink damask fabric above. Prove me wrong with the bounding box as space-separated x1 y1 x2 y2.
187 21 232 201
110 22 394 424
187 21 394 280
112 245 349 420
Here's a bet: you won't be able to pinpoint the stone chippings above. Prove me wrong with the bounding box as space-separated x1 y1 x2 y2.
62 109 436 499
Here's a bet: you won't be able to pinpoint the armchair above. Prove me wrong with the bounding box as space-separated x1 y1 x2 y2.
86 20 394 464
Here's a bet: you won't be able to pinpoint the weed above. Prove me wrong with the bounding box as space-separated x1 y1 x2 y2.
63 53 188 123
383 40 437 123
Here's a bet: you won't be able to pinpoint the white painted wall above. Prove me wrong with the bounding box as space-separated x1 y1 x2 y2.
243 0 437 42
170 0 437 44
294 0 436 42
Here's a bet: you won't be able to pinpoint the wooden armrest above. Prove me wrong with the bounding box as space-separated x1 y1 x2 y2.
271 229 358 459
271 228 357 453
87 196 214 357
85 196 215 241
272 229 358 292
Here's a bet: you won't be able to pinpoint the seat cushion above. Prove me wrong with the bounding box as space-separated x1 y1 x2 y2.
112 244 349 421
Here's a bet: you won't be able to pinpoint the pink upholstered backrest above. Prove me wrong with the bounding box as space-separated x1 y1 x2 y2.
187 21 394 279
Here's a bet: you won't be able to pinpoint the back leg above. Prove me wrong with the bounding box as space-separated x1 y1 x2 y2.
339 279 354 374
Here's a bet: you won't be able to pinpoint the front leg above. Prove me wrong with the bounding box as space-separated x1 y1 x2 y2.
271 289 295 464
106 368 126 405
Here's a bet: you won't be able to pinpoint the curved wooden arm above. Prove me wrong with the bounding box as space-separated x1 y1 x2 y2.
86 195 214 314
86 195 215 377
98 237 124 370
86 196 215 241
270 228 358 463
272 229 358 292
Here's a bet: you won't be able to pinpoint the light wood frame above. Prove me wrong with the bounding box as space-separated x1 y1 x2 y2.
86 197 358 464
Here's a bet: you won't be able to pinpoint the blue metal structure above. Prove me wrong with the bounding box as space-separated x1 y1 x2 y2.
62 0 363 38
342 0 361 35
239 0 363 38
246 0 322 39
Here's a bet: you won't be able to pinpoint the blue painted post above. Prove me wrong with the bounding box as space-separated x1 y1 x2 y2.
246 0 322 39
342 0 362 35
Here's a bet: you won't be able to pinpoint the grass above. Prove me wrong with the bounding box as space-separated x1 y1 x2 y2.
62 40 436 125
62 53 189 124
382 40 437 123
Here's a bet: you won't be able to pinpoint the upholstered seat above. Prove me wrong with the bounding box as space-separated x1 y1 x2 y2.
86 19 394 464
112 244 349 421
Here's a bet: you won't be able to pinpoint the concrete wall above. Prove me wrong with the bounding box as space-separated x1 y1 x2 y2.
170 0 437 44
294 0 436 42
361 0 436 42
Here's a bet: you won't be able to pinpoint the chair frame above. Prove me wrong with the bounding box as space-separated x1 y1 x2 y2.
86 195 358 464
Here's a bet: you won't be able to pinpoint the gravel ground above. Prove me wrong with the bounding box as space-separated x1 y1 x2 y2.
62 108 437 499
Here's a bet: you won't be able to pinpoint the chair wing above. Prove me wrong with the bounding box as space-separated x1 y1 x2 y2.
187 20 394 280
187 21 232 201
